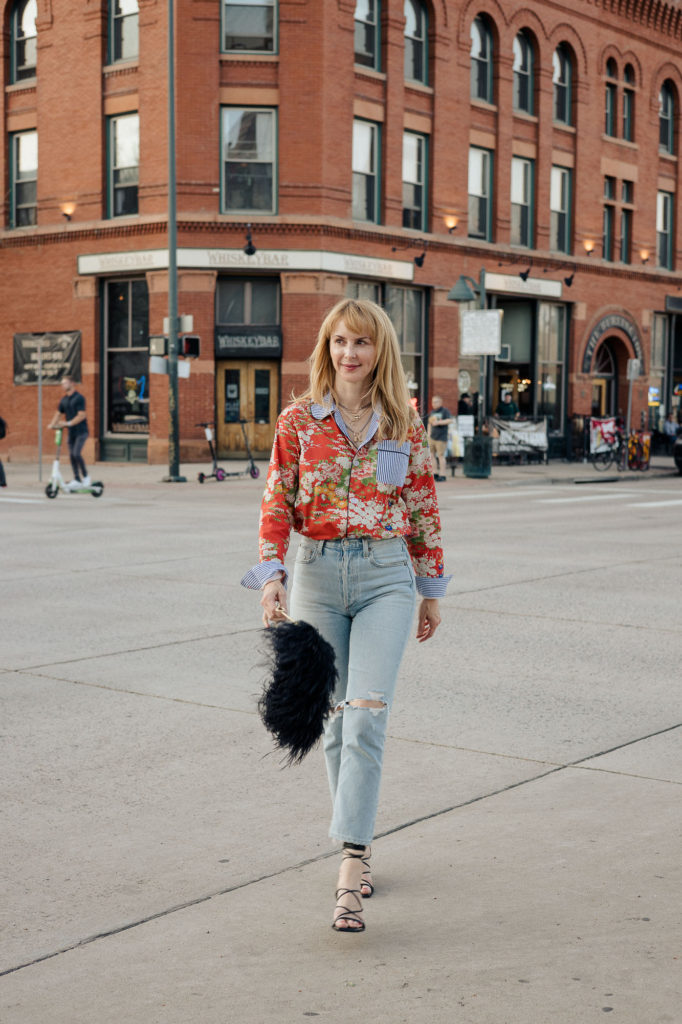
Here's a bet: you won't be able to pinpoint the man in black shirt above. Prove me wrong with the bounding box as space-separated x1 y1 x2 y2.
49 376 90 488
427 395 453 481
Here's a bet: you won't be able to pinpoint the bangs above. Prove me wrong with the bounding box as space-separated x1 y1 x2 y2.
326 301 377 342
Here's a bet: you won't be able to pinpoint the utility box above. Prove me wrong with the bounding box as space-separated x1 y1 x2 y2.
463 436 492 478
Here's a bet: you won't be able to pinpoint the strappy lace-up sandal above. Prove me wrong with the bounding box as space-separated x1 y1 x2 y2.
360 847 374 899
331 849 366 933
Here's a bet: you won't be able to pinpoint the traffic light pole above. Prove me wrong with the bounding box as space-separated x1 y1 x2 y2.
164 0 185 482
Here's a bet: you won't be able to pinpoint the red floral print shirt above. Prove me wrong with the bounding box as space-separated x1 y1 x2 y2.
243 399 450 597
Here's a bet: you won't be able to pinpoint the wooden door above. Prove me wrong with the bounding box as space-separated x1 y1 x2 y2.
591 379 607 417
216 360 279 457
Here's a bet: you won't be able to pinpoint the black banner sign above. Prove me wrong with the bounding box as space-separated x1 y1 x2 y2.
13 332 81 385
215 327 282 359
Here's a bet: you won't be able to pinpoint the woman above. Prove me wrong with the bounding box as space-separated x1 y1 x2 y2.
242 298 450 932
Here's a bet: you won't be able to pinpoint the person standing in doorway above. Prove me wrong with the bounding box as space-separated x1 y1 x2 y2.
49 376 90 489
0 414 7 487
427 395 453 481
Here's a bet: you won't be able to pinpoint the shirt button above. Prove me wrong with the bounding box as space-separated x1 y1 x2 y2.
386 525 393 531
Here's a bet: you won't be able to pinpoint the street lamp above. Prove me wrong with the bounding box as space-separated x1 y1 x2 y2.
448 269 488 428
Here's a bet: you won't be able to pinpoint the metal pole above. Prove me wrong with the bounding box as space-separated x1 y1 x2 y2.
38 339 42 481
165 0 185 482
478 269 487 431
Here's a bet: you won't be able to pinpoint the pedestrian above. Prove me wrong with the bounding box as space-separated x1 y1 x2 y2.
0 414 7 487
241 298 450 933
495 391 520 419
48 376 90 489
427 394 454 481
663 411 679 454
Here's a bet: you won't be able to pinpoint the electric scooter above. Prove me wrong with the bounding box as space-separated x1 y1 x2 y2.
45 428 104 498
196 420 260 483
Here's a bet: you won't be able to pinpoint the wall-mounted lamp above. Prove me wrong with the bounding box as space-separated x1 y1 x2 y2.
564 272 575 287
60 202 76 221
414 251 426 267
243 224 256 256
519 266 531 282
583 238 595 255
640 249 650 265
444 214 458 234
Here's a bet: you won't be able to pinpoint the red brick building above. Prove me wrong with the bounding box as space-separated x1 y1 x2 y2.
2 0 682 465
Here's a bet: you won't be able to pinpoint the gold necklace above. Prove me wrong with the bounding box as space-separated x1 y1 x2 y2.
345 410 373 446
337 400 372 423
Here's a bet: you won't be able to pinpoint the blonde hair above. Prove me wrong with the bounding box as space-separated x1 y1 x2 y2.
298 298 415 444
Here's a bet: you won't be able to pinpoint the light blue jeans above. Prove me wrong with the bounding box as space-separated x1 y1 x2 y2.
289 536 416 846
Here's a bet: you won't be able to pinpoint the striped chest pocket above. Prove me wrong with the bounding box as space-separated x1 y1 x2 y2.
375 441 410 486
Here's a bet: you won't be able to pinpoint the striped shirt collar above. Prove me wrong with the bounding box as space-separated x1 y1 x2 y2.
311 394 381 446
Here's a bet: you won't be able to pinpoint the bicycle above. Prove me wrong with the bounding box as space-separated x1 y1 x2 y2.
590 430 626 471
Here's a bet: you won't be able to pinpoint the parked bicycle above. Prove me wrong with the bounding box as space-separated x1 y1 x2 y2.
590 428 650 472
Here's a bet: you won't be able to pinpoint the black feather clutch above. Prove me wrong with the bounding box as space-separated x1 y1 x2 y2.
258 615 339 766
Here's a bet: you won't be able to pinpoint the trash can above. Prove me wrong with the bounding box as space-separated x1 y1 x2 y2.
463 435 492 478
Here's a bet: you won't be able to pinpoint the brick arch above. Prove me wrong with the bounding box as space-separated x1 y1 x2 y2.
599 44 624 75
547 23 588 81
457 0 509 48
581 310 645 375
650 61 682 109
505 11 548 77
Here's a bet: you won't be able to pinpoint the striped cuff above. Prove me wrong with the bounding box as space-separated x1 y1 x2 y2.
416 574 452 598
240 561 288 590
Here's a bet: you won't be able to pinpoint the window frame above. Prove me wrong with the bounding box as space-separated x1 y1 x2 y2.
221 106 278 215
404 0 428 85
108 0 139 65
402 130 427 231
622 65 635 142
11 0 37 83
510 155 534 248
513 30 534 115
553 44 573 126
550 165 572 254
470 15 493 104
221 0 278 55
352 118 380 223
9 129 38 228
107 112 140 218
215 277 281 327
657 190 674 270
468 146 493 242
354 0 380 71
102 277 150 438
659 81 675 154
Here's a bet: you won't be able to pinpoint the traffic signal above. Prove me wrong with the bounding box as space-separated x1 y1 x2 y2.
180 335 200 358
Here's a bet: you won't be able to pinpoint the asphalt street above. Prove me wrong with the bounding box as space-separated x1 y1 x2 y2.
1 455 680 1023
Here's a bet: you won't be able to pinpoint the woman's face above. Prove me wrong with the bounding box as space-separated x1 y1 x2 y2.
328 318 376 390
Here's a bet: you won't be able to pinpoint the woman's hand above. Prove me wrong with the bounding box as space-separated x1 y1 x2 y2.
260 577 288 628
415 598 441 643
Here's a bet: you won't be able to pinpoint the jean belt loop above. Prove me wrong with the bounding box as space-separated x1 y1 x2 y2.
362 537 370 558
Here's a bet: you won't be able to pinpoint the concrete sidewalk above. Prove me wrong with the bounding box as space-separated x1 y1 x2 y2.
1 451 680 1023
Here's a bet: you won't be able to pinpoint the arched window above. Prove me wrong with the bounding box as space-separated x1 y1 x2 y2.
622 64 635 142
109 1 139 63
470 15 493 103
553 44 573 125
604 58 617 136
404 0 427 85
513 31 534 115
354 0 380 70
659 80 675 154
11 0 37 83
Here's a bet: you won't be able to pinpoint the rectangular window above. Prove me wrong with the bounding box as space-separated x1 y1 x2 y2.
385 285 425 410
468 146 492 240
222 107 276 213
104 279 150 436
354 0 379 70
352 119 380 222
657 190 673 269
620 208 631 263
605 82 616 136
623 88 634 142
10 130 38 227
536 303 566 432
110 0 139 63
550 165 571 253
402 131 426 230
222 0 276 53
603 202 614 261
108 113 139 217
216 277 280 325
510 156 533 247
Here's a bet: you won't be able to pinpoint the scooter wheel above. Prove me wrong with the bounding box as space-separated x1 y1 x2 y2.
45 483 58 499
249 465 260 479
91 483 104 497
215 468 226 481
198 473 206 483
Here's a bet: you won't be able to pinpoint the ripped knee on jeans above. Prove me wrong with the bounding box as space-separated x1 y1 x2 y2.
334 690 387 717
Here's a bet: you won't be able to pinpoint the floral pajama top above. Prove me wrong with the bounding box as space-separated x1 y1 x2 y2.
241 399 451 597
